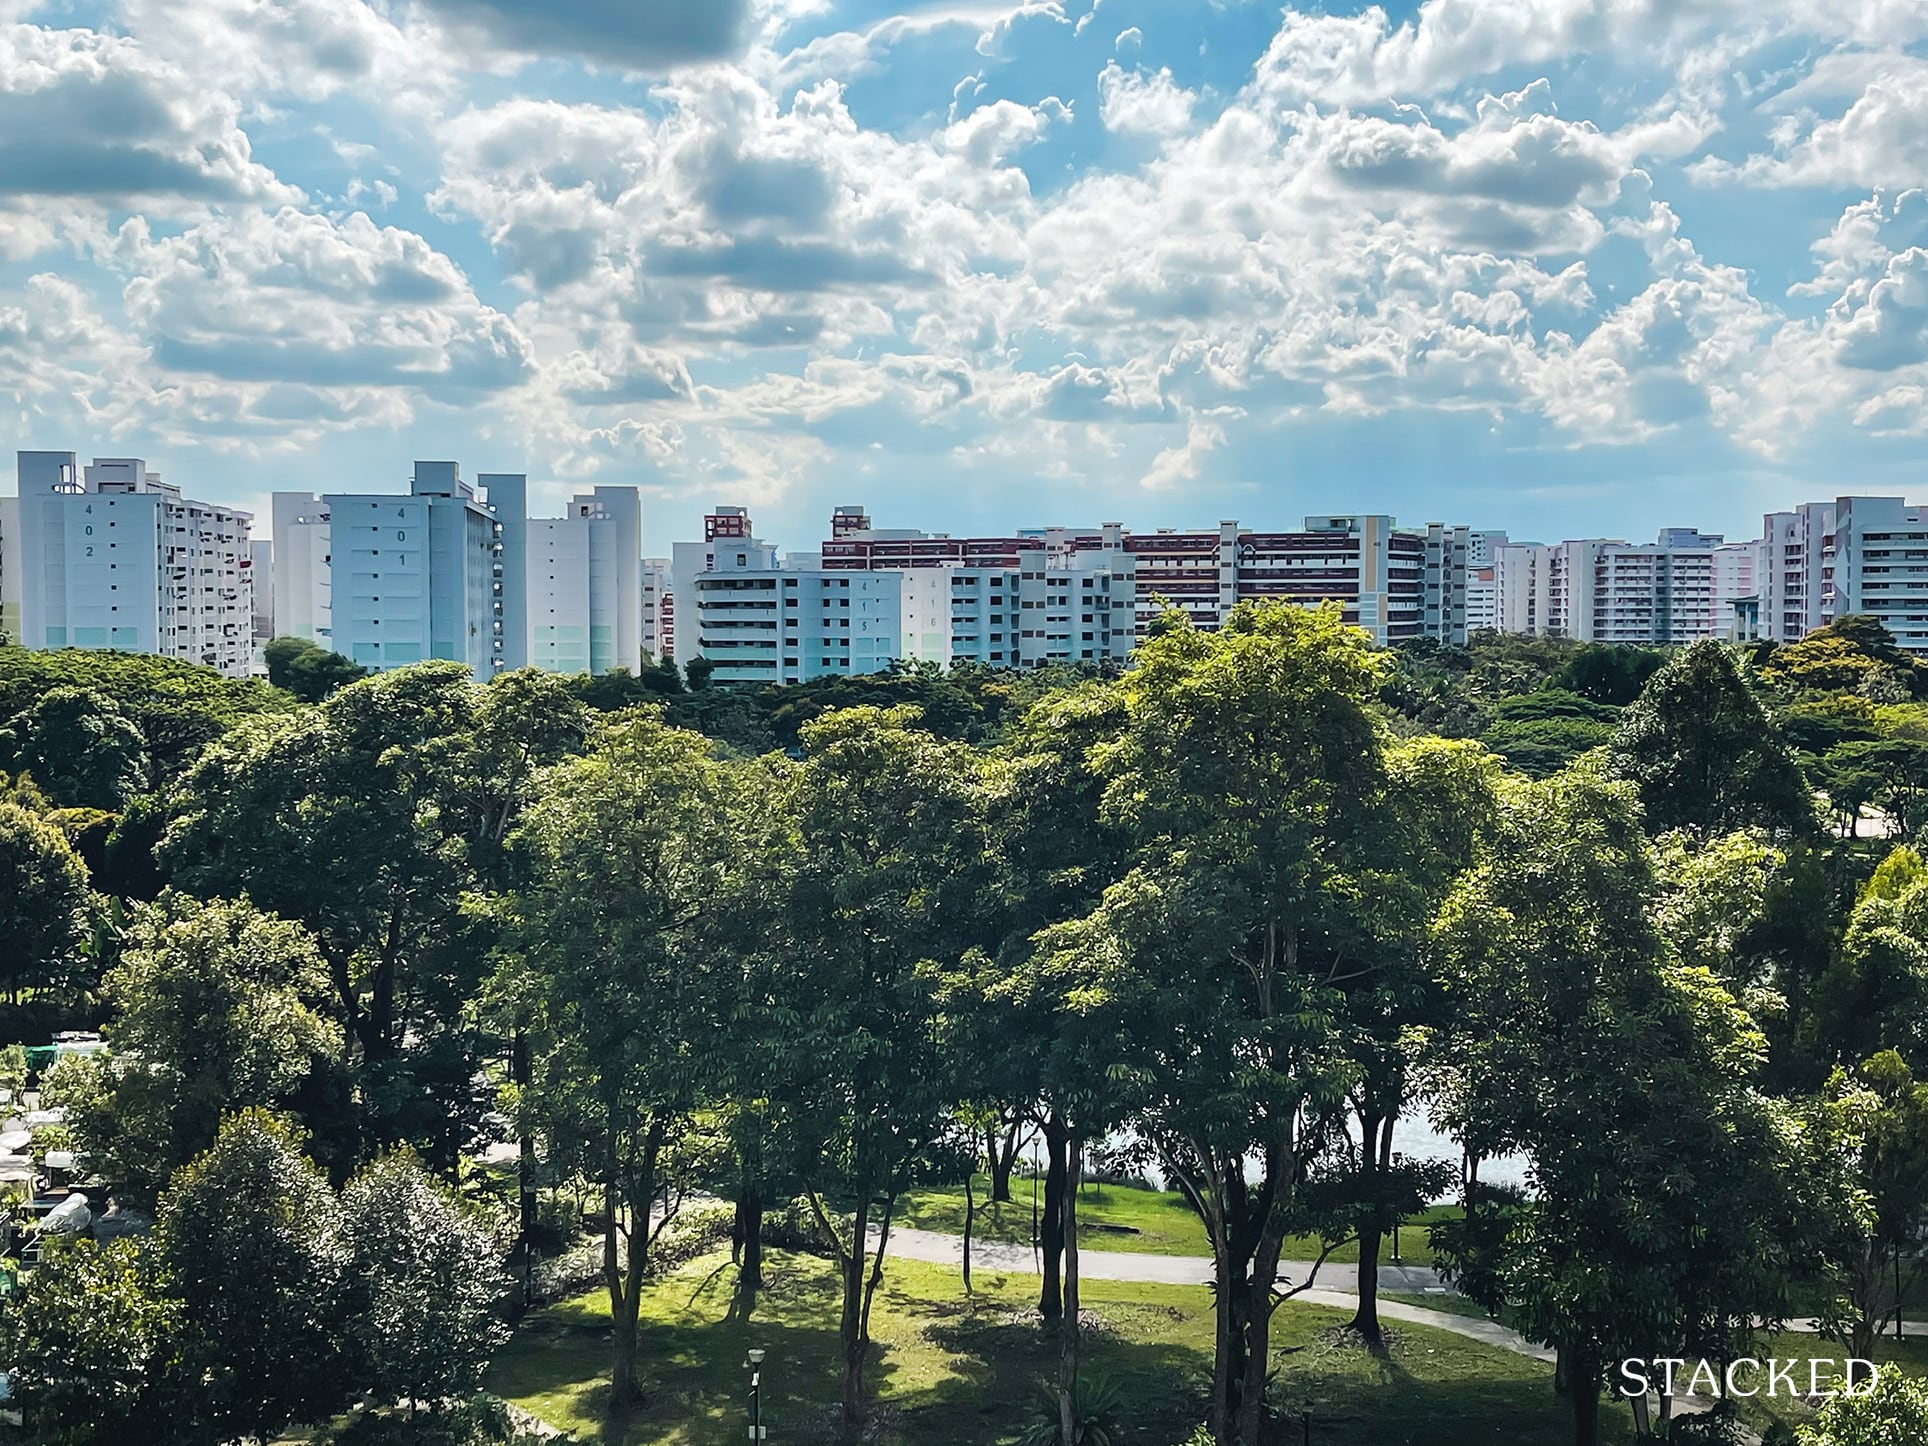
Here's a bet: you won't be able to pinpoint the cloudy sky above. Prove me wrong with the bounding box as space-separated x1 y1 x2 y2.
4 0 1928 552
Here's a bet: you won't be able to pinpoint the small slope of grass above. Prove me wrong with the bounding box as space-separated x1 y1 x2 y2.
488 1247 1633 1445
896 1177 1457 1265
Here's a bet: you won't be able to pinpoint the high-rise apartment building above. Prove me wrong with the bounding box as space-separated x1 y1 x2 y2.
1422 523 1471 646
1464 530 1509 635
312 461 503 681
669 507 753 657
691 531 904 685
899 567 1014 667
277 469 646 679
14 452 254 677
249 540 274 641
1493 529 1758 645
524 486 642 676
823 507 1464 649
1826 497 1928 655
1759 502 1837 644
640 559 670 660
270 492 334 647
1012 533 1137 667
1124 514 1432 645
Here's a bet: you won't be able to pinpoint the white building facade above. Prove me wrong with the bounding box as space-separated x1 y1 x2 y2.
1494 530 1760 646
1760 502 1837 645
1465 530 1509 635
525 487 642 676
322 461 503 681
15 452 254 678
641 559 670 661
691 535 905 685
270 492 334 647
1828 496 1928 655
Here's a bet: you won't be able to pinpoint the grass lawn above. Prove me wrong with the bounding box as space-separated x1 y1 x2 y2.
488 1247 1634 1445
895 1176 1456 1265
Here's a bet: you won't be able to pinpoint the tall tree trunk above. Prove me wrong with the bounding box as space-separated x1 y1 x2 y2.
990 1118 1021 1204
1210 1245 1239 1445
605 1177 644 1411
839 1197 871 1440
1232 1208 1289 1446
1038 1113 1068 1321
513 1026 536 1317
1058 1137 1083 1446
1352 1223 1384 1346
962 1173 975 1296
1568 1350 1600 1446
732 1152 764 1320
1349 1109 1391 1349
603 1113 663 1414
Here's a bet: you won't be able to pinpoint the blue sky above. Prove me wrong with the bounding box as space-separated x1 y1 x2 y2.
3 0 1928 553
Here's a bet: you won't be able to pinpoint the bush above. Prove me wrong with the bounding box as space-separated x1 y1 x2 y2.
1796 1368 1928 1445
1016 1374 1127 1446
329 1393 577 1445
648 1204 735 1278
760 1195 836 1255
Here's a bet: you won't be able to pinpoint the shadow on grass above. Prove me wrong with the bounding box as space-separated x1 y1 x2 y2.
490 1252 1642 1446
488 1254 1214 1445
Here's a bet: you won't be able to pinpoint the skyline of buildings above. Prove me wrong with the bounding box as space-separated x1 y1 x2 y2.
7 448 1928 684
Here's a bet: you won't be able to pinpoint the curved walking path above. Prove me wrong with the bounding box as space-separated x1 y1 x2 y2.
875 1225 1925 1340
875 1225 1536 1357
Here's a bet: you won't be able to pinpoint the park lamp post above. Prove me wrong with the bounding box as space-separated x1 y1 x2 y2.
747 1348 767 1442
1390 1152 1404 1265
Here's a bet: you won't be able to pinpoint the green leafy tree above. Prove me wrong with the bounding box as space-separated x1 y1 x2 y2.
0 798 90 1001
1760 615 1927 698
0 1236 178 1446
439 667 588 890
51 892 346 1201
156 1109 350 1443
263 635 368 703
1064 602 1389 1446
964 682 1130 1322
1811 847 1928 1072
1815 1052 1928 1360
1478 690 1617 778
0 649 289 786
1557 643 1665 705
777 705 989 1438
1822 738 1928 840
1610 638 1817 837
1333 735 1497 1345
163 664 505 1163
1797 1367 1928 1445
0 685 146 810
1433 765 1818 1446
512 711 745 1410
1651 830 1787 1005
340 1150 509 1413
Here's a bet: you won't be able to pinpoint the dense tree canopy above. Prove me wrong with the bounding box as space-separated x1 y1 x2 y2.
1611 638 1818 837
261 635 366 703
0 797 91 1001
6 612 1928 1446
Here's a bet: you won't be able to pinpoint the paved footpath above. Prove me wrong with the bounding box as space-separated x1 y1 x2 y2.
875 1226 1534 1355
874 1226 1925 1339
